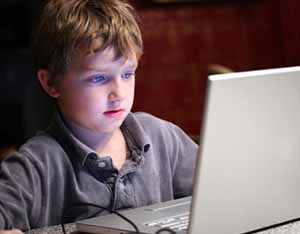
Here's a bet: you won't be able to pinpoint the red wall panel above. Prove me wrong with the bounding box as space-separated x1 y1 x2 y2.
279 0 300 66
131 0 285 135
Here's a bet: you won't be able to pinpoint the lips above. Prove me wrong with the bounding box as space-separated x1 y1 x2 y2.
103 109 125 117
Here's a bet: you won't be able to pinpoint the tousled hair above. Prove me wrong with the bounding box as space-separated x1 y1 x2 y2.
32 0 143 80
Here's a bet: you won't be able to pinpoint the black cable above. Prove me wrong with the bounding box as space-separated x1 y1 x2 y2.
61 203 180 234
154 227 178 234
61 202 140 234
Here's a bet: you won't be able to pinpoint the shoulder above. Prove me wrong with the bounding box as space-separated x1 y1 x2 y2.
133 112 186 133
132 112 170 128
130 112 195 146
21 133 61 154
14 132 64 165
0 133 67 188
130 112 177 137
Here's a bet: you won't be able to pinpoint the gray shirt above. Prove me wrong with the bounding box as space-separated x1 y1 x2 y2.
0 111 198 230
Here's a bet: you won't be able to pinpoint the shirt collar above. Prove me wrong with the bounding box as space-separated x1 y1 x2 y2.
121 112 151 155
47 110 151 166
46 110 95 166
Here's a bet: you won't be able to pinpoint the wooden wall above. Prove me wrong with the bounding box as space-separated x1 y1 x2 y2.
131 0 300 135
279 0 300 66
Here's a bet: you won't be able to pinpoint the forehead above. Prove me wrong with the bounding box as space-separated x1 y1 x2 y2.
74 47 138 71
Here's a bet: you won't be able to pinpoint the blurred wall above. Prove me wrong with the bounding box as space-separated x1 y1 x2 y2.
131 0 300 135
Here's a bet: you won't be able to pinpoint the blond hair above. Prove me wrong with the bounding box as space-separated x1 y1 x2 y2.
32 0 143 79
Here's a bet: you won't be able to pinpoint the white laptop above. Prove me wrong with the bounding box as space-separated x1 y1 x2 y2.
76 66 300 234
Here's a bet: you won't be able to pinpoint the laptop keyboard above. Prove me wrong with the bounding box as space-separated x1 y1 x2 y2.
145 212 190 231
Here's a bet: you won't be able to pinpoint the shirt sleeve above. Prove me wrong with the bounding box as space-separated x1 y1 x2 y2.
165 122 198 199
0 151 42 230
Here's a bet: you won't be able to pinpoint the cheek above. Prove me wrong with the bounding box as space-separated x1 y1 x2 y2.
59 90 95 113
83 90 109 108
127 84 135 107
128 80 135 95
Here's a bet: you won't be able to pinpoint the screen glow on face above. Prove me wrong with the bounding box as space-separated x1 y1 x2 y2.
86 71 136 85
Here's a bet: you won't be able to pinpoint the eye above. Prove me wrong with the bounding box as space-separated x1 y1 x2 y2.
87 75 108 84
122 72 135 80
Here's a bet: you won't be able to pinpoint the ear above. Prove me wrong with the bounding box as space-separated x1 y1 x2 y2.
37 69 60 98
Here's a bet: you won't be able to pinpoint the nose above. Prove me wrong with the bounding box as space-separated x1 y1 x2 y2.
108 77 126 101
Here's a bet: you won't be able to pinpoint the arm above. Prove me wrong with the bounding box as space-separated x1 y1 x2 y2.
0 230 23 234
0 151 42 230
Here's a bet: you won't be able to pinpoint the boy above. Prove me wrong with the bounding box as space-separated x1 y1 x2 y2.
0 0 197 232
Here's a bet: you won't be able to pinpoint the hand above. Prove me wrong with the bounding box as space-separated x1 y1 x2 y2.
0 230 24 234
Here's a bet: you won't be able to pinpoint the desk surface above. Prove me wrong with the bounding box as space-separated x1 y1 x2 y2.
29 221 300 234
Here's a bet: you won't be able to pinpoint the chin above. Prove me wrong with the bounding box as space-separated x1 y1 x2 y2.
98 121 124 133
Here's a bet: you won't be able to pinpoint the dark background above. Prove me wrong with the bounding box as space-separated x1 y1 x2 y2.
0 0 43 147
0 0 299 148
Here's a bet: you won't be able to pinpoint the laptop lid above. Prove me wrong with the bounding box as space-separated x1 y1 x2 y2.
189 66 300 234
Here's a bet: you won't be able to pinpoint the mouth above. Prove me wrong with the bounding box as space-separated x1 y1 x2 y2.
103 109 125 117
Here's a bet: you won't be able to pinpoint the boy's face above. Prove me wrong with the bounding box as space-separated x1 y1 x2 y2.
52 47 138 133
